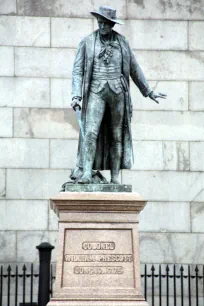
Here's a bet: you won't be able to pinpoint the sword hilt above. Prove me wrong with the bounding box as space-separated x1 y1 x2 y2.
74 105 81 112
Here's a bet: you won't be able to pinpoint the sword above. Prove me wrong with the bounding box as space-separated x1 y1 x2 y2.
75 106 85 139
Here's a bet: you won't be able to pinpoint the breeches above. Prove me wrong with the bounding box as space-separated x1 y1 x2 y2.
85 83 125 144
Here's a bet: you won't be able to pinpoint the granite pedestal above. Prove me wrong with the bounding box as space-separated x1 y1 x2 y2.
47 191 148 306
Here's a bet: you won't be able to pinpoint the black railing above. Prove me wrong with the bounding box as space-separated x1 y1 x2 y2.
0 262 204 306
0 264 38 306
141 264 204 306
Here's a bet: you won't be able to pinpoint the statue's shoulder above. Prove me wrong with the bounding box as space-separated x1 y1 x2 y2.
114 31 125 39
114 31 129 45
80 30 98 45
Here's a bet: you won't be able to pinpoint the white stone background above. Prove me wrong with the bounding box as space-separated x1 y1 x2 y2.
0 0 204 271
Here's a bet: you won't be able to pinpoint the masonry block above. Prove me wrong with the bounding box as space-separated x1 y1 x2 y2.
163 141 189 171
51 18 93 48
132 141 163 170
49 207 59 231
126 20 187 50
191 202 204 233
15 47 75 78
50 139 78 169
7 169 71 199
0 0 16 14
0 169 6 198
0 47 14 76
0 200 48 230
17 0 126 18
189 21 204 50
0 232 16 262
190 142 204 171
17 230 57 262
189 82 204 111
122 170 204 202
139 233 204 264
139 201 190 232
135 51 204 81
14 108 79 138
14 108 204 141
0 108 13 137
0 16 50 46
51 78 72 108
0 77 50 108
0 138 49 168
93 19 187 50
131 81 188 111
132 110 204 141
127 0 204 20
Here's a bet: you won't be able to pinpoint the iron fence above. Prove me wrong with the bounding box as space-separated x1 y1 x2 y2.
0 264 38 306
141 264 204 306
0 261 204 306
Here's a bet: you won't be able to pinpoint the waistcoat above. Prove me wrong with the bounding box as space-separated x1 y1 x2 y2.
90 32 124 95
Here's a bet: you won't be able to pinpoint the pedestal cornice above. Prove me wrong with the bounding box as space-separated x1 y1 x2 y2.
51 192 147 215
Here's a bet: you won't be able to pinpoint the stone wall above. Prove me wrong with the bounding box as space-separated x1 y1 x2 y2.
0 0 204 265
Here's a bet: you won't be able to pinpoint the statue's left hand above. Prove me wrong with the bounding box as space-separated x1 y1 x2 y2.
149 91 167 104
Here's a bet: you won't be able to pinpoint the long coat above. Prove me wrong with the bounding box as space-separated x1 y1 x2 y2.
72 30 151 170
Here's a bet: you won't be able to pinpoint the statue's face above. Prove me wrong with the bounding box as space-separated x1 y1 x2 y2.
97 16 115 36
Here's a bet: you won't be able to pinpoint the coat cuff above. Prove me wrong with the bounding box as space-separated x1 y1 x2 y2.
72 94 82 100
72 96 82 101
142 87 152 97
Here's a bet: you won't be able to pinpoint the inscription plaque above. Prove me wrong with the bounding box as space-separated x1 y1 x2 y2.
64 254 133 262
82 241 115 250
62 229 134 288
74 266 124 275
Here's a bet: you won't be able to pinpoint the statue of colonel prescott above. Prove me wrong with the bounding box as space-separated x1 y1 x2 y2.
70 6 166 184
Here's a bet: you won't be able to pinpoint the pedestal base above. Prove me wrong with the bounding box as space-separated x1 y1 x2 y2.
62 184 132 193
48 301 148 306
47 192 148 306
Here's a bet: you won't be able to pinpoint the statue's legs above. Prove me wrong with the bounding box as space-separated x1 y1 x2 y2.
79 83 125 184
79 92 106 183
108 90 124 183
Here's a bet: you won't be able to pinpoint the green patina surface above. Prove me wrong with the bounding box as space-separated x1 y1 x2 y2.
62 183 132 193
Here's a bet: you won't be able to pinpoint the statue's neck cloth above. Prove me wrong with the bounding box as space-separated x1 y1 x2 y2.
98 31 120 65
92 31 122 79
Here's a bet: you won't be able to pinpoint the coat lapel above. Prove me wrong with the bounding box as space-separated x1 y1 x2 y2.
116 32 130 85
84 31 97 97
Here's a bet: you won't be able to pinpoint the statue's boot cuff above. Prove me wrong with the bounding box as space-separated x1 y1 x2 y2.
78 173 92 184
70 167 83 180
110 178 120 184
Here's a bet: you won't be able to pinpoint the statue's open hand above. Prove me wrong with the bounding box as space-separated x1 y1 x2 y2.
71 97 81 111
149 91 167 104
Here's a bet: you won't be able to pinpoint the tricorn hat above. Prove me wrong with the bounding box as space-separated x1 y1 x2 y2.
90 6 124 25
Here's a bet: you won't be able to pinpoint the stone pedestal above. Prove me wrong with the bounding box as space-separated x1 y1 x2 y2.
47 192 148 306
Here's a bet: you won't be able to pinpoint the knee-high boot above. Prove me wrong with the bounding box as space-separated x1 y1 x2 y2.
110 142 122 184
78 134 97 184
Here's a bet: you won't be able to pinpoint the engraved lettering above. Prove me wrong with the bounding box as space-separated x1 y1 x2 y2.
82 242 115 250
64 254 132 262
74 266 124 275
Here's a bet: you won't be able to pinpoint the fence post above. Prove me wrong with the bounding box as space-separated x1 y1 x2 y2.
36 242 55 306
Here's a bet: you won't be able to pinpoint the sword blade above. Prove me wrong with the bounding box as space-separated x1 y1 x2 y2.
75 108 84 139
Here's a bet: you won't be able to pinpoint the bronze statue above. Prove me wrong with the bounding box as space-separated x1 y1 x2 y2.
70 6 166 184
